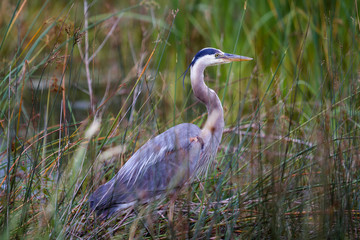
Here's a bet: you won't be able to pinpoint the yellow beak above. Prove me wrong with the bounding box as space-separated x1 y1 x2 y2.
222 53 253 61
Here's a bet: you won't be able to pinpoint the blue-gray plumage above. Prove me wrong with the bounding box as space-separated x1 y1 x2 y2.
89 48 252 218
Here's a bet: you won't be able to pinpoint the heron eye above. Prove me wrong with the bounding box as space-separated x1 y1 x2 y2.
215 53 220 58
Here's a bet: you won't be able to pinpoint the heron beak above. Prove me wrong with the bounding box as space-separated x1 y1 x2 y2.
222 53 253 62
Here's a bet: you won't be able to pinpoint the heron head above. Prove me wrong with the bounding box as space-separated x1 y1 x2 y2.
190 48 252 68
180 47 252 88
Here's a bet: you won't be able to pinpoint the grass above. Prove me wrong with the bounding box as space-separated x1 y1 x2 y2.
0 0 359 239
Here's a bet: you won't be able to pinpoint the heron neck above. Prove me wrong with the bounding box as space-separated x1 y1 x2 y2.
190 64 224 142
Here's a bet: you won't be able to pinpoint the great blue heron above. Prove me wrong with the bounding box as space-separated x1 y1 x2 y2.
89 48 252 218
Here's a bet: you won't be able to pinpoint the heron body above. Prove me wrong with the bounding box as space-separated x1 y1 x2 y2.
89 48 252 218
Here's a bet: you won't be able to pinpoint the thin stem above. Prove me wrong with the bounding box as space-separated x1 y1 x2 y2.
88 17 121 62
6 65 11 240
84 0 95 114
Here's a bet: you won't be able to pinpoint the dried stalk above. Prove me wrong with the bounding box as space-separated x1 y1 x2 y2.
84 0 95 114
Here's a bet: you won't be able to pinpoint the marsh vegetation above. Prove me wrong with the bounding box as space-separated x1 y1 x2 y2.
0 0 359 238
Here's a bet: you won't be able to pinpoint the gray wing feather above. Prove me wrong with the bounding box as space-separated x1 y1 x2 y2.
119 123 201 183
89 123 202 216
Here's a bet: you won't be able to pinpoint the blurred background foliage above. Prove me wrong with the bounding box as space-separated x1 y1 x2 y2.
0 0 359 239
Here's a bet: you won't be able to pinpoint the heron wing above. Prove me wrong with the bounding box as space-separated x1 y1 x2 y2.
89 123 203 213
